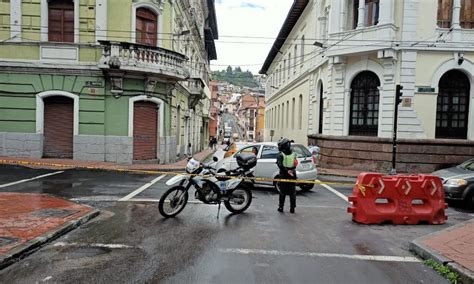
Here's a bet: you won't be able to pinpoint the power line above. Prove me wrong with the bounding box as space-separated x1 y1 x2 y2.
2 23 472 45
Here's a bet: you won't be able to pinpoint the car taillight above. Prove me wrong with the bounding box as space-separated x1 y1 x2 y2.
312 155 317 165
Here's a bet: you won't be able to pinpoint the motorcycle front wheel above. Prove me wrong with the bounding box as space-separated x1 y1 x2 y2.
158 186 189 218
224 186 252 214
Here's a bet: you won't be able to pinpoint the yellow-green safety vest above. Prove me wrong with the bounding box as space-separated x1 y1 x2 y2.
282 153 296 168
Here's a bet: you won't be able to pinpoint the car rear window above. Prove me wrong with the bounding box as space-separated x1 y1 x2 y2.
292 145 312 158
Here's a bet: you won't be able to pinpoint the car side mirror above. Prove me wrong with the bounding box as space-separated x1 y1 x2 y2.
213 156 218 162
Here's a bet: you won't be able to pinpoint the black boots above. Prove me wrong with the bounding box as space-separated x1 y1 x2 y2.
277 207 295 213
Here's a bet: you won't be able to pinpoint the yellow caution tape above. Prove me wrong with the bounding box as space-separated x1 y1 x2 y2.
0 159 360 187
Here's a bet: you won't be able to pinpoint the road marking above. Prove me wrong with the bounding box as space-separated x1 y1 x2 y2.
316 179 349 203
53 242 137 249
119 175 166 201
218 248 420 263
0 171 64 188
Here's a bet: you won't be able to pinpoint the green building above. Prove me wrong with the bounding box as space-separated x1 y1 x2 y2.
0 0 217 164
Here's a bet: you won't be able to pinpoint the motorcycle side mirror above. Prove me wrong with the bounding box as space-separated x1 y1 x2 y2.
213 156 218 162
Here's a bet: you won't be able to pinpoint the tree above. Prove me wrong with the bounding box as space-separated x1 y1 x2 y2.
211 66 260 88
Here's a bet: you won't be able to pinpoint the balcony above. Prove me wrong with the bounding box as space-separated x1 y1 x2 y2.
326 24 398 57
98 41 189 81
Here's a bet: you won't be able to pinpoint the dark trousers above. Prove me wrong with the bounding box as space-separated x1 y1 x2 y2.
278 183 296 209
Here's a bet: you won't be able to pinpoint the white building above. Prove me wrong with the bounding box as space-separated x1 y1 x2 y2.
260 0 474 172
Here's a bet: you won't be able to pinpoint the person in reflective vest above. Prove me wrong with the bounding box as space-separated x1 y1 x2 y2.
276 138 297 213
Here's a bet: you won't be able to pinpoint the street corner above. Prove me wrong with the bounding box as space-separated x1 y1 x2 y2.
0 192 99 269
410 219 474 283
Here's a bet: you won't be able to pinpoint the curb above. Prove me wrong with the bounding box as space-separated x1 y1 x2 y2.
409 219 474 284
0 208 100 270
0 150 216 174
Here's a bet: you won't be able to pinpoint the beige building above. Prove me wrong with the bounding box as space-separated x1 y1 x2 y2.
261 0 474 172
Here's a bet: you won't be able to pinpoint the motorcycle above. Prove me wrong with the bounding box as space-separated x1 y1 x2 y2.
158 153 256 218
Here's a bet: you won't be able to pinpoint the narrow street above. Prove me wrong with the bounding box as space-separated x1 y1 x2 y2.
0 165 472 283
222 112 244 141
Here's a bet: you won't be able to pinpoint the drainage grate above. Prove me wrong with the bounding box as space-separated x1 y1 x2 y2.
31 208 79 218
0 236 19 248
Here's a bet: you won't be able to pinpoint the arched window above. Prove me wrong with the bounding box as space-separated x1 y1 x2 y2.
436 70 470 139
298 94 303 129
136 8 157 46
292 98 295 129
349 71 380 136
48 0 74 42
281 103 285 129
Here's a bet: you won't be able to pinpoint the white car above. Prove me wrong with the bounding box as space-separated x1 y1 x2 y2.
214 142 318 191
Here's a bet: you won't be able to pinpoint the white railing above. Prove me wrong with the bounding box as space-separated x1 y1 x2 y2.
98 41 189 80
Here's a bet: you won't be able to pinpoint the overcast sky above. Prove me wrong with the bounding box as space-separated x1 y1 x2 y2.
211 0 293 74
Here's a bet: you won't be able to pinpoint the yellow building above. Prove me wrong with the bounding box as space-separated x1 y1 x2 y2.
261 0 474 172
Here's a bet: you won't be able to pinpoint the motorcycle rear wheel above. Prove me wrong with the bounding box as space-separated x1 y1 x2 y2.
224 186 252 214
158 186 189 218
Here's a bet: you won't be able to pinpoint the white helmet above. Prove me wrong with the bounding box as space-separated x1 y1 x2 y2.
185 158 200 174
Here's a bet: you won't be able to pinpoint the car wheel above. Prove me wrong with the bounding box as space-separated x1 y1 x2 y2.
274 176 281 193
465 190 474 209
275 177 303 193
299 183 314 192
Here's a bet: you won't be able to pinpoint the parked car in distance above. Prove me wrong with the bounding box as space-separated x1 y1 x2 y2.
222 142 251 159
432 158 474 208
214 142 318 192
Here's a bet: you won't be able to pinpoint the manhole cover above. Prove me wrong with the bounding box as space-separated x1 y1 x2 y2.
31 208 79 218
0 236 19 248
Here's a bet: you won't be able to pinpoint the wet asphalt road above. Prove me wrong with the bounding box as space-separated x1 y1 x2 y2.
0 165 473 283
222 113 244 141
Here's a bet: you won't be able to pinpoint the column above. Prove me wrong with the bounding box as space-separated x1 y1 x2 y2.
452 0 461 29
378 0 394 25
357 0 365 29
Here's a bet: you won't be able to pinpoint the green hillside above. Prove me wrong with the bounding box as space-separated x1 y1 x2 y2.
211 66 259 88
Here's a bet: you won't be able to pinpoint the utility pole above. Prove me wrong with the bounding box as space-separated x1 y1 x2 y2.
390 84 403 175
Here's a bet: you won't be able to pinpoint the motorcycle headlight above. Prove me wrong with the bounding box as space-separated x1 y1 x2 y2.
445 179 468 186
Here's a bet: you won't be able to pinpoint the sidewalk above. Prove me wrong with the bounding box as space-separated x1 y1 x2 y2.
410 219 474 283
0 193 99 269
0 149 215 173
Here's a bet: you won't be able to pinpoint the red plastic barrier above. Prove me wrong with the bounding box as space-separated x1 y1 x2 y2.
347 173 447 225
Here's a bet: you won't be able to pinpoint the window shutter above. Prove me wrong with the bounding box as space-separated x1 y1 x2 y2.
48 0 74 42
437 0 453 28
136 8 157 46
461 0 474 29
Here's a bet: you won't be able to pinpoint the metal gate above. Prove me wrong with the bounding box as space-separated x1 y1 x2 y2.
43 96 73 158
133 101 158 161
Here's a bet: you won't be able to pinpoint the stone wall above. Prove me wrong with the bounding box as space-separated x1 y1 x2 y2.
73 135 106 162
160 136 177 164
0 132 42 158
105 136 133 164
308 134 474 173
74 135 133 164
